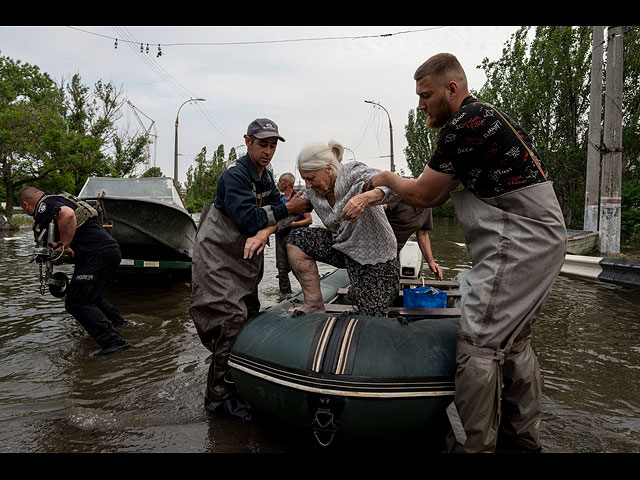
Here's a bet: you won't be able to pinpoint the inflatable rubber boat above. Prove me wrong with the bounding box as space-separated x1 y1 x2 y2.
229 250 461 447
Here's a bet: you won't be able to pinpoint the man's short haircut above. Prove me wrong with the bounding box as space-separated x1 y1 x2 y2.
279 172 295 186
414 52 468 88
18 186 43 203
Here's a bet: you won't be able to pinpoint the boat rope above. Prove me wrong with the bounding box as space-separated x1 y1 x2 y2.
308 396 343 448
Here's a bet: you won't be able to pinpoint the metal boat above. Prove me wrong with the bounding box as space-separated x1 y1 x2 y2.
567 229 599 255
78 177 197 262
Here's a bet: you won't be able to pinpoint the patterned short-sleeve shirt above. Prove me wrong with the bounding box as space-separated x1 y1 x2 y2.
428 96 548 198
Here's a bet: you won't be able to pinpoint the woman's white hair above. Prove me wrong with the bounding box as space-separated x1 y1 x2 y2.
296 140 344 176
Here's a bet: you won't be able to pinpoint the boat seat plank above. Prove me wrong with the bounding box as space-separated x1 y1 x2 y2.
388 307 461 318
398 289 460 298
400 279 459 288
337 286 461 296
323 303 461 318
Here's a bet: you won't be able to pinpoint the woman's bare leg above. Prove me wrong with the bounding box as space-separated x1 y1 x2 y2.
286 243 325 313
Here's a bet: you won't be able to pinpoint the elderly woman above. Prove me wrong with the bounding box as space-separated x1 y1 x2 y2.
286 140 399 317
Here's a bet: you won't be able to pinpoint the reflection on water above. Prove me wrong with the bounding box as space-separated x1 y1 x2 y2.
535 276 640 453
1 218 639 453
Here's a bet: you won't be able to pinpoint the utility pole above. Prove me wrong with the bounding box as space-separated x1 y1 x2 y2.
599 26 624 255
584 26 604 233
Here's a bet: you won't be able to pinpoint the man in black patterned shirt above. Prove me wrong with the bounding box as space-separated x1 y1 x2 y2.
370 53 566 453
428 96 548 197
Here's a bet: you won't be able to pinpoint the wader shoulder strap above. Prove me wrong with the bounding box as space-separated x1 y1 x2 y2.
473 101 547 181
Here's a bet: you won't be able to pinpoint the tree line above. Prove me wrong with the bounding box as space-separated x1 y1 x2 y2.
0 53 241 220
404 26 640 248
0 55 157 218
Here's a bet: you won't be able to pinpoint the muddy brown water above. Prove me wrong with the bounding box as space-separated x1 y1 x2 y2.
1 218 639 453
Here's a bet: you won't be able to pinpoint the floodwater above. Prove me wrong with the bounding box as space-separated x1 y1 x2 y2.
1 217 639 453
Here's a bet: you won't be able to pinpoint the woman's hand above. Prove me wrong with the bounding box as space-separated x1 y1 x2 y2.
341 188 384 221
341 193 368 221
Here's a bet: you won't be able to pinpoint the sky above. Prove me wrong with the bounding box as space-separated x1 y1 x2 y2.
0 25 521 187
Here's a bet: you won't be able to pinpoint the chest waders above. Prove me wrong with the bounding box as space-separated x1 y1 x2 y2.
444 182 566 452
189 205 264 405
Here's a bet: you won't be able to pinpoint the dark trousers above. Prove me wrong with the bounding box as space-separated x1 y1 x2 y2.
64 245 128 349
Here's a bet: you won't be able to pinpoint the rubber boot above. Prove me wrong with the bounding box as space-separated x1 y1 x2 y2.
206 396 253 423
278 272 292 294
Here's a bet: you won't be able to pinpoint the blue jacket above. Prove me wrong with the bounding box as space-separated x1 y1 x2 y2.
214 155 288 235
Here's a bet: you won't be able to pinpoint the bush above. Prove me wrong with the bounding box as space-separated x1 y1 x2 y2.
622 180 640 248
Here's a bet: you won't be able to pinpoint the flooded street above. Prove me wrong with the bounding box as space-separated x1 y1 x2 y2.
1 217 639 453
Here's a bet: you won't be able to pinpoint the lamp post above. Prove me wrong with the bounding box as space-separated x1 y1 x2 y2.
174 97 206 186
365 100 395 173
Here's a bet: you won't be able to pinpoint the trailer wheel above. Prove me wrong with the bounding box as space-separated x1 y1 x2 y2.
49 272 69 298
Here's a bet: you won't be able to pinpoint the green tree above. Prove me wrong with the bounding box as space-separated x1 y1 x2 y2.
141 166 164 177
1 56 149 217
621 180 640 248
403 108 439 178
0 56 66 217
622 27 640 181
403 108 456 217
184 144 227 213
109 135 149 177
60 73 147 184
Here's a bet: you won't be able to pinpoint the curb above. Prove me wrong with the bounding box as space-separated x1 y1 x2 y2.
560 254 640 288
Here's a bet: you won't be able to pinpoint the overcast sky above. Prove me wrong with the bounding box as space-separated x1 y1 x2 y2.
1 25 521 186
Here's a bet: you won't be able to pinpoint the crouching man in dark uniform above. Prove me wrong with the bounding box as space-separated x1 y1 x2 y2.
19 186 131 357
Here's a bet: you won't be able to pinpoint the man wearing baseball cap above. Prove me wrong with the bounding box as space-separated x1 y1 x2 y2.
190 118 311 423
246 117 286 141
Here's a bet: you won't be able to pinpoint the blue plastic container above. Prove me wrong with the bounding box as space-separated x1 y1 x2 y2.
403 286 447 309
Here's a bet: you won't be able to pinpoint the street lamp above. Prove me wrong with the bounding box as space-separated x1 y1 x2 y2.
174 97 206 186
364 100 395 173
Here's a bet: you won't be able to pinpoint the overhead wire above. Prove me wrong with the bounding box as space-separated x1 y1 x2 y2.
112 27 187 98
69 26 447 49
70 25 450 168
349 103 388 163
349 106 377 152
110 26 237 149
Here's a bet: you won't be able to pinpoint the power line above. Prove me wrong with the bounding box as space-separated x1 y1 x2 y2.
111 26 236 146
350 106 377 151
68 26 447 50
69 25 447 150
